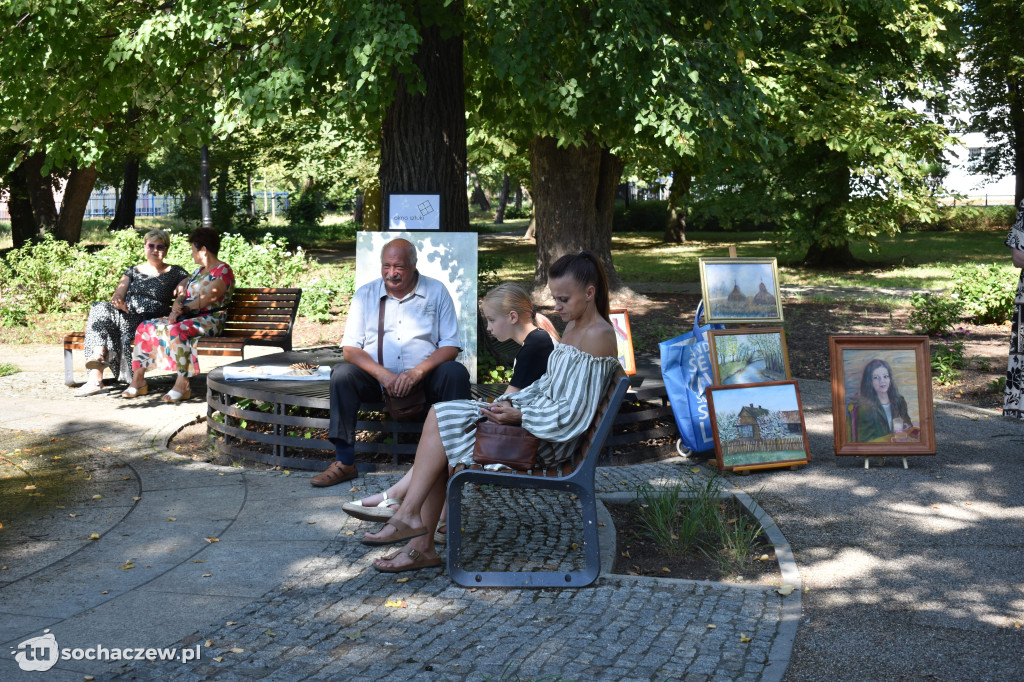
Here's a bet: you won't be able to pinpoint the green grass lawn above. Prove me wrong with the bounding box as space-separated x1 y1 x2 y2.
2 213 1014 292
476 226 1016 291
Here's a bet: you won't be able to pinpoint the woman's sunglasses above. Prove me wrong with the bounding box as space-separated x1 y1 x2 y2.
145 243 168 252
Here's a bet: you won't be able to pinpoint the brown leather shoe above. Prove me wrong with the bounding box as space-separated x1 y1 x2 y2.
310 461 358 487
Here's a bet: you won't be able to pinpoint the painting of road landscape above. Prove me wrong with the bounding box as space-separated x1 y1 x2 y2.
699 257 783 324
707 381 810 471
709 329 791 386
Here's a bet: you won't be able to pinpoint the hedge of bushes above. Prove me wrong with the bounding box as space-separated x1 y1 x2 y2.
0 229 335 319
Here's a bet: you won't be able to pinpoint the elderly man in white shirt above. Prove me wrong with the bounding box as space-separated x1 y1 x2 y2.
313 238 471 487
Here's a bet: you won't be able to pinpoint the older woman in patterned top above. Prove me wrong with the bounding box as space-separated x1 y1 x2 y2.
122 227 235 403
76 229 188 395
361 252 621 574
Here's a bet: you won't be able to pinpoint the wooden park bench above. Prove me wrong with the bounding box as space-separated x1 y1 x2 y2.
63 287 302 386
446 369 631 588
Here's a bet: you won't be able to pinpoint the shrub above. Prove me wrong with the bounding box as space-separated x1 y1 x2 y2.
286 191 325 227
1 230 308 314
298 269 356 323
0 304 29 327
3 234 98 312
502 205 531 220
931 328 969 385
909 292 963 336
909 205 1019 232
950 263 1017 325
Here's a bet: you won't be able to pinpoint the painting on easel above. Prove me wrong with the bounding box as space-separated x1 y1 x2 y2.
699 257 784 324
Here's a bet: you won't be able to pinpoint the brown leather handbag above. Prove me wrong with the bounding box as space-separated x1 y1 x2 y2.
470 421 539 471
378 298 429 421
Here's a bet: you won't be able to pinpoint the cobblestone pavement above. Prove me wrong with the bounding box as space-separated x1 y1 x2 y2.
0 364 797 681
109 469 793 682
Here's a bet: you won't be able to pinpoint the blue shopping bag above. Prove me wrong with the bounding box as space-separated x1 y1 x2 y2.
659 301 724 455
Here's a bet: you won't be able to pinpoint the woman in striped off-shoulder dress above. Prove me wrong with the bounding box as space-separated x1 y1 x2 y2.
362 252 621 574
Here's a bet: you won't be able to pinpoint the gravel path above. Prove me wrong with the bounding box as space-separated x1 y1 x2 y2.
741 379 1024 681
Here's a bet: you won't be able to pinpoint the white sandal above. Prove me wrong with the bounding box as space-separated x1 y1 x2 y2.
75 382 104 396
342 492 403 522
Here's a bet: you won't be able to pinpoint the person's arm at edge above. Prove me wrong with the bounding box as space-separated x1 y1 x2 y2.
1011 244 1024 269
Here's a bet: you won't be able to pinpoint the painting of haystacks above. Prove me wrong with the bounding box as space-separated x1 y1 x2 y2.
699 257 784 324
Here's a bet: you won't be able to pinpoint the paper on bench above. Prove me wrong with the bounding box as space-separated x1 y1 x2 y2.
222 365 331 381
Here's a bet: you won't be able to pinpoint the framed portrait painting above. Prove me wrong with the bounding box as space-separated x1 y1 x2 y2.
828 335 936 456
698 257 784 324
708 329 791 386
609 309 636 375
706 381 811 472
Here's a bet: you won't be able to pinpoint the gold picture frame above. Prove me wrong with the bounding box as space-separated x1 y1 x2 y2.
708 328 791 385
609 309 636 376
698 257 784 324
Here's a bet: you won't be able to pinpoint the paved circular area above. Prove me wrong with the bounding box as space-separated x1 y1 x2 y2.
0 363 797 681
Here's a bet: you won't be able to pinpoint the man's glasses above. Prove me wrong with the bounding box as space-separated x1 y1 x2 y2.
145 243 167 252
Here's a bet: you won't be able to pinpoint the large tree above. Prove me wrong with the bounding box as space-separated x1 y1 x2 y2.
680 0 958 266
470 1 772 289
962 0 1024 206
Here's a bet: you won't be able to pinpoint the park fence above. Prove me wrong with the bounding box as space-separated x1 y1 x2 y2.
722 436 804 456
0 191 291 222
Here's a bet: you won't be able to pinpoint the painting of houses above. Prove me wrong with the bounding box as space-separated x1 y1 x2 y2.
707 381 810 471
699 257 784 324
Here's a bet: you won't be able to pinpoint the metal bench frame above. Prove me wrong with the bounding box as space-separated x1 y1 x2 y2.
446 371 630 588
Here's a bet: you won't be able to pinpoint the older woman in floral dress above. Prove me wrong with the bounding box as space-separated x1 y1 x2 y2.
76 229 187 395
122 227 235 403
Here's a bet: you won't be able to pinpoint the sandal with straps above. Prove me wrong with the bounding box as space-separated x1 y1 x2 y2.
342 492 403 522
121 384 149 398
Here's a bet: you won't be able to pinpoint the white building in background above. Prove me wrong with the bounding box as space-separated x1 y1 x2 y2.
943 131 1017 204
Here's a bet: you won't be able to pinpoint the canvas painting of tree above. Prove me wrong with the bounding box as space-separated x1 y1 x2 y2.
709 329 791 385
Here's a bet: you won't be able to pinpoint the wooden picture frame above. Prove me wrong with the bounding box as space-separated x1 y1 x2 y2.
609 309 636 375
828 335 936 456
699 257 784 324
707 381 811 472
387 193 441 231
708 328 791 386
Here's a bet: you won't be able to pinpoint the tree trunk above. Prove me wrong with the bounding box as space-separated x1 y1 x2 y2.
514 183 523 211
471 182 490 211
214 166 231 230
108 155 139 232
55 165 98 243
22 151 57 234
378 0 467 232
494 171 510 224
247 171 256 218
200 145 212 228
798 145 859 267
529 135 624 290
616 182 631 207
663 166 691 243
803 241 858 268
1011 79 1024 207
354 192 365 223
8 159 41 248
363 177 382 231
